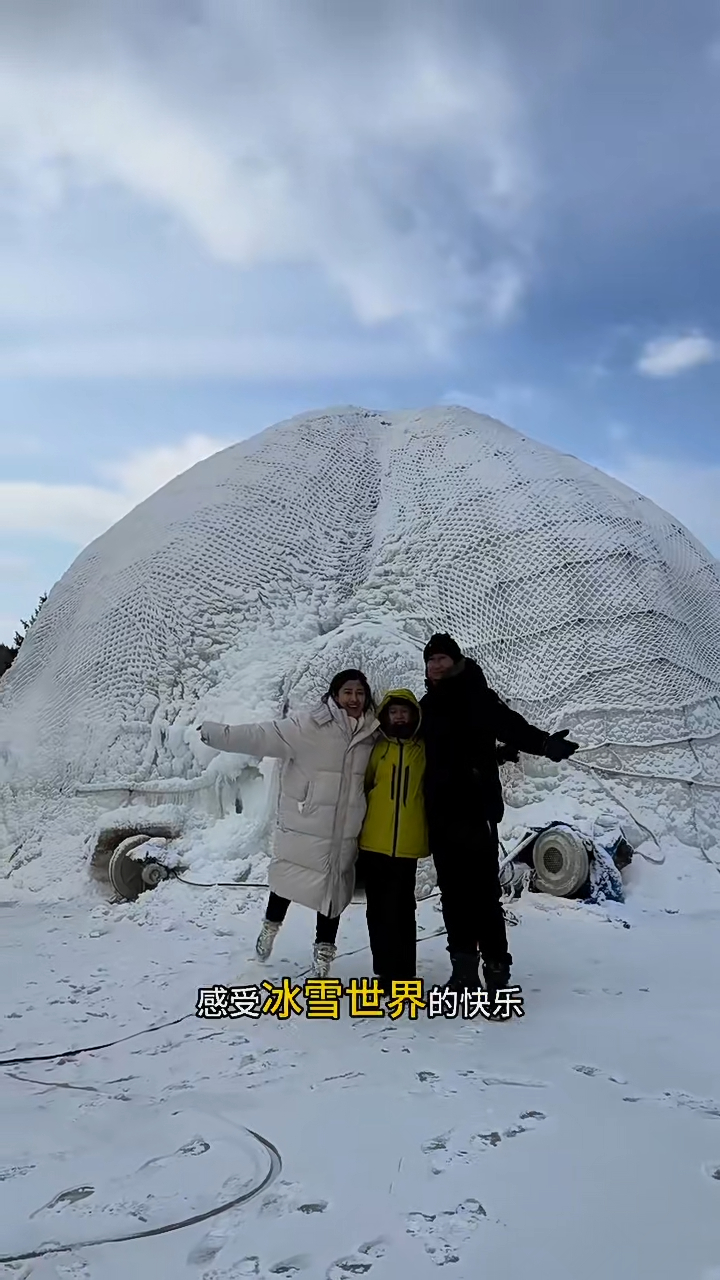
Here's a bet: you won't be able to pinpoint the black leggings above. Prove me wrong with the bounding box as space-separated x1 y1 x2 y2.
265 891 340 945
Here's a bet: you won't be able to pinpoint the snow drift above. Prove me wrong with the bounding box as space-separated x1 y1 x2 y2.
1 404 719 894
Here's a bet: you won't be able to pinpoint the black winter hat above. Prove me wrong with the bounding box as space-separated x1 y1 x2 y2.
423 633 463 665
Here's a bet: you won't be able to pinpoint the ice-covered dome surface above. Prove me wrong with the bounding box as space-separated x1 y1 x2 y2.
2 404 720 871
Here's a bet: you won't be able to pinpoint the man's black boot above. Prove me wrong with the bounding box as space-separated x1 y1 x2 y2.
482 958 512 1011
446 952 481 992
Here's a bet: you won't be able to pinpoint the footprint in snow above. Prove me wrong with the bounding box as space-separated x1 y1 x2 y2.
137 1135 210 1172
235 1049 301 1090
202 1263 262 1279
55 1258 93 1279
667 1091 720 1118
29 1185 95 1218
188 1201 260 1266
421 1131 469 1175
405 1200 487 1266
325 1238 389 1278
421 1134 451 1153
573 1065 628 1084
411 1070 458 1098
257 1179 309 1218
188 1177 325 1259
621 1089 720 1118
423 1113 547 1174
269 1257 312 1276
481 1076 548 1089
472 1112 547 1147
310 1071 365 1090
0 1163 35 1181
203 1254 313 1278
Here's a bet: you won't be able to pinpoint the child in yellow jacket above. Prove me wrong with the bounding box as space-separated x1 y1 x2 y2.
357 688 430 989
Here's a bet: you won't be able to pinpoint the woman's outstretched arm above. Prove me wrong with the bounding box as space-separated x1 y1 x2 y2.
199 718 297 758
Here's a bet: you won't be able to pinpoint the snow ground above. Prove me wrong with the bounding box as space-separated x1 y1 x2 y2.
2 845 720 1280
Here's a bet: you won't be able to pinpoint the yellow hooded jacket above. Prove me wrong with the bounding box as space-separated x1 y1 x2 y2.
358 689 429 859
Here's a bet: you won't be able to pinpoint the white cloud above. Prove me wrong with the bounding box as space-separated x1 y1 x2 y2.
0 434 227 544
98 434 228 505
636 332 718 377
0 482 133 544
0 334 425 380
602 451 720 557
0 3 535 342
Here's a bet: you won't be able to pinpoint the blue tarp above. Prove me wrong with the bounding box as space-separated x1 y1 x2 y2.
586 837 626 904
502 823 630 905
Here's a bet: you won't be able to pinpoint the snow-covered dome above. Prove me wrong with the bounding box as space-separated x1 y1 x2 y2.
2 404 720 882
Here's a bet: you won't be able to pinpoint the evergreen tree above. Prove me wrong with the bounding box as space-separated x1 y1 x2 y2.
12 592 47 649
0 643 16 678
0 592 47 680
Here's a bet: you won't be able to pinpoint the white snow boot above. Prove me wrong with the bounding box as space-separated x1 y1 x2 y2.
255 919 281 961
310 942 337 979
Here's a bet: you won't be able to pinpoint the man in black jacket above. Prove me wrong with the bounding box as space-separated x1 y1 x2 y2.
420 633 578 1002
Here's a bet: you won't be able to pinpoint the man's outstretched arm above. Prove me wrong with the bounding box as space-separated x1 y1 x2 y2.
491 692 578 760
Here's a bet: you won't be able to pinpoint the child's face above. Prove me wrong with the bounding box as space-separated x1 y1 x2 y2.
388 704 412 727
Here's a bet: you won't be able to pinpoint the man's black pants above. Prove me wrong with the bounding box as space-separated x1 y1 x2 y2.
428 815 511 966
359 850 418 980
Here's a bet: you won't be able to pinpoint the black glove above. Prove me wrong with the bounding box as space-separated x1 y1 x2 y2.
496 742 519 765
544 729 578 762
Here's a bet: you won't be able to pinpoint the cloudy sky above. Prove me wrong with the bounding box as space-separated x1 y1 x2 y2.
1 0 719 643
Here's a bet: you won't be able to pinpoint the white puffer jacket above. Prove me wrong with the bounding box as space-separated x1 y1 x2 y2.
200 699 379 917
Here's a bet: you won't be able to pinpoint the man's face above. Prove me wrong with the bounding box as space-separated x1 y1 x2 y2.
426 653 454 682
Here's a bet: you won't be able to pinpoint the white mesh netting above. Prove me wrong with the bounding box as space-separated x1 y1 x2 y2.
1 404 720 874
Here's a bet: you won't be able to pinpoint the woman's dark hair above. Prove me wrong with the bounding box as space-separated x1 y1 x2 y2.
323 668 374 711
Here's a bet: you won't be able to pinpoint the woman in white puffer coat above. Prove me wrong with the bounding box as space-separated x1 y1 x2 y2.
199 669 379 978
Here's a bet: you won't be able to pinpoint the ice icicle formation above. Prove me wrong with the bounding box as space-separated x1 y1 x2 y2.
1 404 719 891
